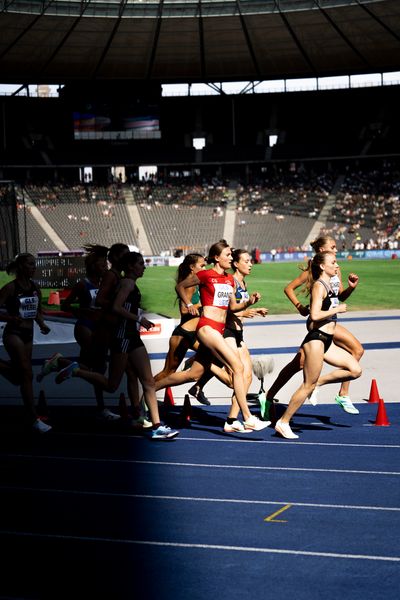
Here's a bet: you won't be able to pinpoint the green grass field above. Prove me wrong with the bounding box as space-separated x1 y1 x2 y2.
1 259 399 318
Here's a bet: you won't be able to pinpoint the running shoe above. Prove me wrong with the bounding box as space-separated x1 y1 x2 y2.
132 416 153 429
32 418 52 434
223 420 251 433
275 418 299 440
97 408 121 422
243 415 271 431
335 395 359 415
36 352 63 382
55 361 79 384
151 425 179 440
188 385 211 406
308 386 319 406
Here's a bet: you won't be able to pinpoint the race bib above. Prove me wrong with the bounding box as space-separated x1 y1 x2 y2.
19 295 39 319
89 288 98 308
330 297 339 310
213 283 233 307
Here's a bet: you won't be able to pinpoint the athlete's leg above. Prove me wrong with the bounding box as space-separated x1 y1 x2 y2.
227 342 253 421
197 326 252 422
127 346 161 426
267 350 303 400
154 335 190 381
276 340 324 435
4 334 36 422
318 342 362 386
333 324 364 397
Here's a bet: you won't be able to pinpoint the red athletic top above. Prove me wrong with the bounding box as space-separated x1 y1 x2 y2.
196 269 234 310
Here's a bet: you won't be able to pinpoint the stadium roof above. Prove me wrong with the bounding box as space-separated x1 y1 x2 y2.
0 0 399 85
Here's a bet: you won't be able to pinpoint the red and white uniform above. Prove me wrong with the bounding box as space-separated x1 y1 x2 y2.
196 269 234 310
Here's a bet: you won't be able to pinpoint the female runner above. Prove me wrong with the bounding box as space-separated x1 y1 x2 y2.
0 253 51 433
154 253 211 405
267 235 363 414
54 251 179 440
275 251 362 439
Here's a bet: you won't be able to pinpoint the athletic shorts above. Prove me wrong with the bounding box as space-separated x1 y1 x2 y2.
3 324 34 344
110 333 144 354
301 329 333 353
171 324 197 347
196 316 225 335
223 327 244 347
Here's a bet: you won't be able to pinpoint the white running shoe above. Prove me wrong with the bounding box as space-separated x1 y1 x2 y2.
243 415 270 431
223 420 251 433
275 418 298 439
32 418 52 434
308 386 319 406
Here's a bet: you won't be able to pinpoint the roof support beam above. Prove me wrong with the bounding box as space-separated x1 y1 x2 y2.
314 0 371 69
236 0 261 80
198 1 206 80
0 0 54 61
356 0 400 43
146 0 164 80
277 5 316 75
91 0 128 79
36 1 91 80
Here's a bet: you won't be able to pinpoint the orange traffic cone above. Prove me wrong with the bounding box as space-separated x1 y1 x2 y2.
48 291 60 306
164 386 175 407
37 390 49 421
119 392 130 420
374 397 390 426
368 379 381 403
180 394 191 427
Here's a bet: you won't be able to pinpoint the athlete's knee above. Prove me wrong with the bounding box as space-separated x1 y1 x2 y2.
231 360 244 377
353 343 364 361
351 365 362 379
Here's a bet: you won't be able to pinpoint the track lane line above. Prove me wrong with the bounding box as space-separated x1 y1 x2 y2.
0 530 399 562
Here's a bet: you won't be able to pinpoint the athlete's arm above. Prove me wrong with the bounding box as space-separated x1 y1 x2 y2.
284 269 309 316
176 273 201 316
338 271 359 301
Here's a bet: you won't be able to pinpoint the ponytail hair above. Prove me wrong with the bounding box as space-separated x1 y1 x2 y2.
176 253 204 283
6 253 35 275
107 243 129 267
310 236 335 254
83 244 109 273
304 251 335 295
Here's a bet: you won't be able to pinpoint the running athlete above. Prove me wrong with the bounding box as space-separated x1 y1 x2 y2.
38 243 132 422
37 244 124 421
275 251 362 439
267 235 363 414
154 253 211 405
222 249 269 433
155 240 269 432
0 253 51 433
55 252 179 440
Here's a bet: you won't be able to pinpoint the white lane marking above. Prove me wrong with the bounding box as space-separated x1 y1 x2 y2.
54 431 400 449
2 454 400 475
0 530 399 562
1 486 400 512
